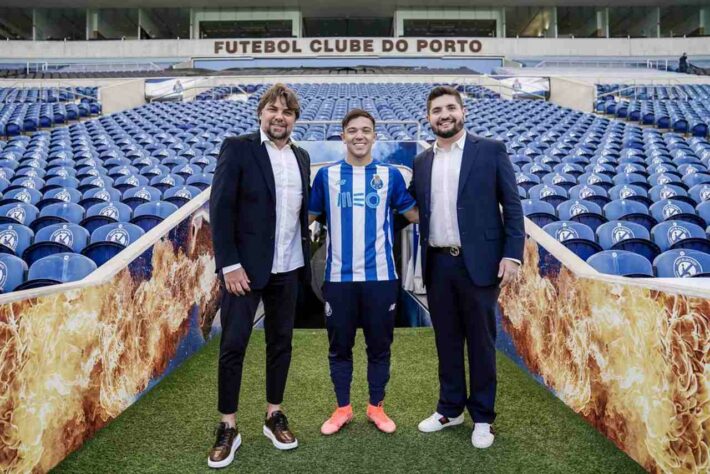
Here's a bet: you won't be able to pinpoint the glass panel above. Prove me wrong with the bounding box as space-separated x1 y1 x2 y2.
199 20 292 39
0 8 33 40
304 18 393 37
403 19 496 37
660 6 702 37
36 8 86 41
505 7 554 38
557 7 604 38
140 8 190 39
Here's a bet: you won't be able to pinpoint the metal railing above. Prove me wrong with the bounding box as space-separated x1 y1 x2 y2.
596 82 689 102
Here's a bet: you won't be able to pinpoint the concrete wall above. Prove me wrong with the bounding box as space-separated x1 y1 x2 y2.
99 78 145 114
549 76 595 113
0 37 709 60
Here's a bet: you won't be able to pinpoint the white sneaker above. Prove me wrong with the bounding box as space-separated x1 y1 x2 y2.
472 423 494 448
417 412 464 433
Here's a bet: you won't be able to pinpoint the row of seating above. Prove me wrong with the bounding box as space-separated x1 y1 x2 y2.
1 102 102 136
595 99 709 136
0 87 99 103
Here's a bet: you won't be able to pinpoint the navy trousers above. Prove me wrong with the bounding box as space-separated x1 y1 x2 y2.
217 268 300 414
322 280 399 407
426 249 499 423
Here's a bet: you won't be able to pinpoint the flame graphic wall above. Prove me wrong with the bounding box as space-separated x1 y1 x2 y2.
500 238 710 474
0 203 221 473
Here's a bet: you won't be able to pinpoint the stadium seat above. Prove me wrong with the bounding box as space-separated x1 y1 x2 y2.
543 221 602 260
587 250 654 277
596 220 661 262
651 220 710 253
603 199 657 231
650 199 706 228
0 223 34 257
557 199 606 231
653 249 710 278
521 199 558 227
130 201 179 232
22 223 90 266
16 252 97 290
0 252 27 292
82 222 145 266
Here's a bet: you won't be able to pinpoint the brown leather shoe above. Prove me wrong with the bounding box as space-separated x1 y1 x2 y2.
263 411 299 450
207 422 241 468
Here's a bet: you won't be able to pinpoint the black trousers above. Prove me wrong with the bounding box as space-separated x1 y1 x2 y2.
217 268 300 414
426 249 499 423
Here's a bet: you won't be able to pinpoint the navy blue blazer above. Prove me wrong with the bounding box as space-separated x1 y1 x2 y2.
410 133 525 287
209 132 311 290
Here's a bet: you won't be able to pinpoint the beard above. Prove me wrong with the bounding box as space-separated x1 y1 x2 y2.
432 117 464 138
266 122 289 140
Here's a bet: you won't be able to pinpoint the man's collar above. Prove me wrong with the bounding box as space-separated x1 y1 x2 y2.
433 132 467 154
260 128 293 147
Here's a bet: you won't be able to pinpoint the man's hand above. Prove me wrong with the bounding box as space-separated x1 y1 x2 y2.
403 207 419 224
497 259 520 287
224 267 251 296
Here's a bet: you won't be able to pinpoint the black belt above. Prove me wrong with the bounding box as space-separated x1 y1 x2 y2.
429 246 461 257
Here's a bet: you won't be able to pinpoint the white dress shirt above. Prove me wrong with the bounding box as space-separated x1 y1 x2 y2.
223 129 304 275
429 133 521 265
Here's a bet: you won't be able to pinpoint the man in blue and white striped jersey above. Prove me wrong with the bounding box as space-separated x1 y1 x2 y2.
309 109 419 435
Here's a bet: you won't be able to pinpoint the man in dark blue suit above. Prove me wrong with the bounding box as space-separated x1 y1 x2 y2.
412 86 525 448
208 84 311 468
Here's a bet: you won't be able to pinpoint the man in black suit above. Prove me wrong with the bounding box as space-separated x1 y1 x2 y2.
208 83 311 468
411 86 525 448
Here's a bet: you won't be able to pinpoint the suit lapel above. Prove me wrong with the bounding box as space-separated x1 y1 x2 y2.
252 134 276 203
457 134 480 199
422 148 435 211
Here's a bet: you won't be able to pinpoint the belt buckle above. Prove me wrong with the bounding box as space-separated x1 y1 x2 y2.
449 246 460 257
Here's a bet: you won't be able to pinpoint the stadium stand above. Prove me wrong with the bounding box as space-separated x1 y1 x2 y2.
0 80 707 290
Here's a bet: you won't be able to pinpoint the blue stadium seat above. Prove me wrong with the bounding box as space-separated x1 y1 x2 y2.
557 199 606 231
0 202 39 226
32 202 85 231
521 199 558 227
0 223 34 257
650 199 705 228
543 221 602 260
697 201 710 228
651 220 710 253
587 250 654 278
22 223 90 266
80 201 133 233
163 185 202 207
82 222 145 266
37 187 83 210
596 220 660 262
16 253 97 290
653 249 710 278
603 199 657 231
0 253 27 292
130 201 179 232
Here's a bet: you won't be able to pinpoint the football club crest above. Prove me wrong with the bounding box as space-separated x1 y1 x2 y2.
137 190 152 200
556 226 578 242
56 190 71 202
619 186 636 198
180 165 194 175
127 176 140 186
674 255 701 278
579 186 595 199
0 230 19 250
570 202 588 216
21 179 36 189
96 190 111 201
8 206 26 223
176 189 192 199
587 175 601 184
50 227 74 247
370 174 384 190
107 228 130 246
92 178 106 187
540 186 554 198
161 176 175 185
0 262 7 289
700 186 710 202
16 191 31 203
660 187 676 199
100 206 120 219
662 203 681 219
612 224 634 243
552 174 565 184
667 223 690 244
658 175 671 185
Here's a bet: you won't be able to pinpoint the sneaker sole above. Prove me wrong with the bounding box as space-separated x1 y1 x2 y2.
207 433 241 469
472 435 495 449
321 415 353 435
366 415 396 434
418 415 465 433
263 425 299 450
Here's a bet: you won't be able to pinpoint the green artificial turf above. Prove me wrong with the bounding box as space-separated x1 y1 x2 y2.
55 328 642 473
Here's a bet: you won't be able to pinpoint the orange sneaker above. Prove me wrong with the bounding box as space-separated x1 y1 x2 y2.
366 402 396 433
321 405 353 435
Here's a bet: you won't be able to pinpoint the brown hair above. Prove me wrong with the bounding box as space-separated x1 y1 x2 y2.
257 83 300 119
341 108 376 129
426 86 464 113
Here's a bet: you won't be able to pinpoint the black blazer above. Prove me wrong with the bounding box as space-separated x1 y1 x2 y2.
209 132 311 290
409 133 525 287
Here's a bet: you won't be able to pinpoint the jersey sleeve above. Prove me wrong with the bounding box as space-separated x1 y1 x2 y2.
309 167 326 216
390 168 416 214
